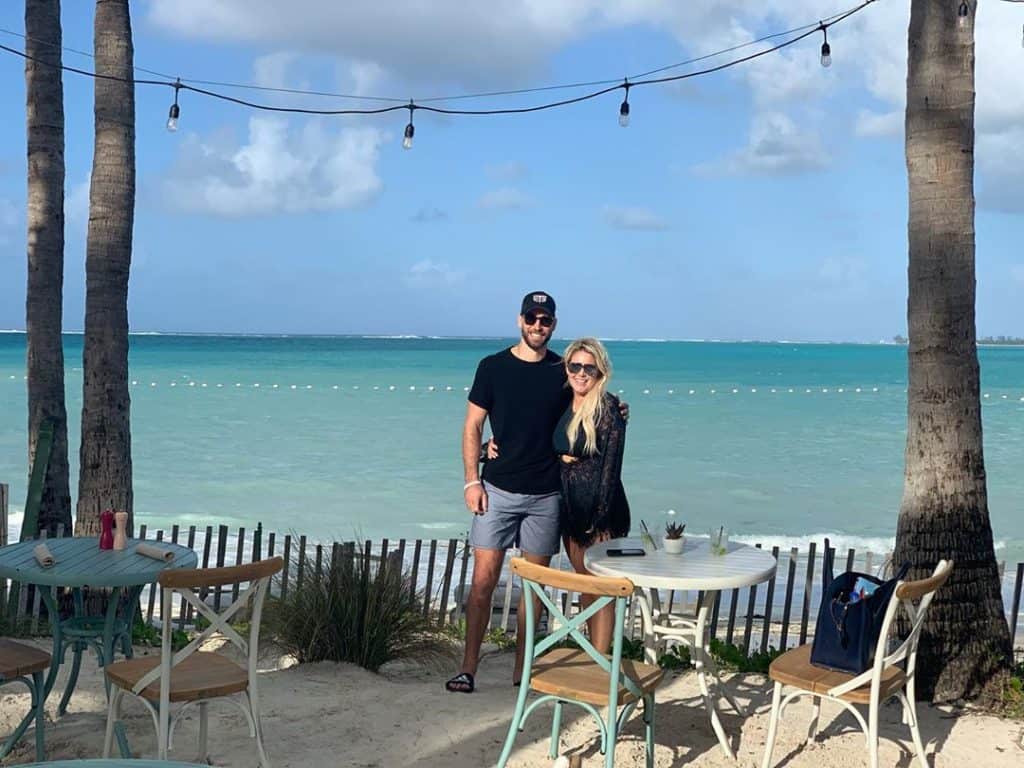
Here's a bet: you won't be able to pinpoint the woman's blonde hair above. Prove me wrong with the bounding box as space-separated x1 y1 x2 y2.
564 338 613 456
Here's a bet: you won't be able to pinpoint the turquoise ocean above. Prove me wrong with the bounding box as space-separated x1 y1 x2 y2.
1 333 1022 570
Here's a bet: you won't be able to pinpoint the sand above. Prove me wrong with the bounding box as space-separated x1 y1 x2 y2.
0 639 1020 767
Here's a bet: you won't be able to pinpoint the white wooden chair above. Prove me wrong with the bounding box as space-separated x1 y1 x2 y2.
102 557 283 765
760 559 953 768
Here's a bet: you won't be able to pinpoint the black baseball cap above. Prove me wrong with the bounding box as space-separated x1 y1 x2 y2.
521 291 556 317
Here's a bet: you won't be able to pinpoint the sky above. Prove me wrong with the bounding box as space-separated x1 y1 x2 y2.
0 1 1021 342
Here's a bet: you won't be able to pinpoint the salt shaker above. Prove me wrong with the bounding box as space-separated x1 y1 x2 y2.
113 511 129 551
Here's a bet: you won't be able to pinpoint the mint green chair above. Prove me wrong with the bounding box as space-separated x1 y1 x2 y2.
497 558 664 768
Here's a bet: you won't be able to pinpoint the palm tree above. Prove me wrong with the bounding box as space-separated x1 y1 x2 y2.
76 0 135 536
25 0 71 537
895 0 1012 702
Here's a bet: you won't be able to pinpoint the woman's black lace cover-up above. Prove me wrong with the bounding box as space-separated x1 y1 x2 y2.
556 392 630 547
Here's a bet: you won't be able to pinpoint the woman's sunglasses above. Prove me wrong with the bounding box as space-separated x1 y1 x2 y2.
523 312 554 328
567 362 602 378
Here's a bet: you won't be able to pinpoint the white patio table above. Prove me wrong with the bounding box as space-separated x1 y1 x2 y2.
585 536 777 760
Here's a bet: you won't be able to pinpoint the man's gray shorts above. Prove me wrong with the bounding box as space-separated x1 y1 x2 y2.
469 481 561 556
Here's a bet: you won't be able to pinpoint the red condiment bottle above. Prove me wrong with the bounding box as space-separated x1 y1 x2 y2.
99 509 115 550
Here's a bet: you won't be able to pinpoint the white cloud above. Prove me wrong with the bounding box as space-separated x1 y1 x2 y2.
161 117 384 216
477 187 533 210
855 110 902 139
601 205 668 231
977 128 1024 214
817 256 865 288
485 162 528 181
697 112 828 176
65 176 90 233
411 206 447 223
0 197 18 245
407 259 465 285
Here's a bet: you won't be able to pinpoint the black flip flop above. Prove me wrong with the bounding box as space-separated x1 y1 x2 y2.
445 672 475 693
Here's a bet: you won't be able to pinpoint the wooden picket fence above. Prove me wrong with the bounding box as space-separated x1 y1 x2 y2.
1 486 1022 655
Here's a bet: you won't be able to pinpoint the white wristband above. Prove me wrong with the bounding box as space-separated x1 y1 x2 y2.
463 480 483 491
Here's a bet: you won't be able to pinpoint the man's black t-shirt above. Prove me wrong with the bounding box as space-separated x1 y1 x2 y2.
468 348 570 495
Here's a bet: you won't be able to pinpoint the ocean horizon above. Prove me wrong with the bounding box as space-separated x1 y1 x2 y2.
1 332 1022 571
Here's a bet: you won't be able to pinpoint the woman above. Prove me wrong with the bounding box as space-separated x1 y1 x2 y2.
487 338 629 653
555 337 630 652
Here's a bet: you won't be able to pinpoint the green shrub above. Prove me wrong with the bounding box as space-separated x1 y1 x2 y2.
132 616 190 652
708 638 782 674
267 545 450 672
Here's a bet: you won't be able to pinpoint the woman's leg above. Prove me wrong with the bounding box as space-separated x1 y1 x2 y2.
565 534 615 654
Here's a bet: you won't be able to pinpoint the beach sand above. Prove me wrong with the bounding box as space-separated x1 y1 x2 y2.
0 639 1020 767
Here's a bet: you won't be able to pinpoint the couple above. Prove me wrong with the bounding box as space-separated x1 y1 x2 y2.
447 291 630 694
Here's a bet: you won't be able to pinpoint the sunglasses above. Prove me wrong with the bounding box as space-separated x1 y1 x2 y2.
567 362 602 378
523 312 554 328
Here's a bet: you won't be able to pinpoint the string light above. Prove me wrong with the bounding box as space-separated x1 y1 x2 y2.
402 100 415 150
957 1 970 29
0 0 880 146
820 24 832 68
618 79 630 127
166 77 181 132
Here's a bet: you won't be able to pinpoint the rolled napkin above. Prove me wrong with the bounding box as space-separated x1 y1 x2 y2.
135 543 176 563
34 542 55 568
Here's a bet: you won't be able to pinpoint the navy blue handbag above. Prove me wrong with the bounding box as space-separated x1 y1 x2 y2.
809 558 909 675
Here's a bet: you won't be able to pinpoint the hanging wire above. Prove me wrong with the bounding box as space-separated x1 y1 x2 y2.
0 0 877 115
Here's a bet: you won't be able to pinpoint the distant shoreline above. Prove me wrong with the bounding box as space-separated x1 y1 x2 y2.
3 330 1023 347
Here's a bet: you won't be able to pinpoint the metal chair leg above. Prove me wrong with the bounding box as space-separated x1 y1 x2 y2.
644 694 656 768
32 670 45 762
103 687 121 758
807 695 821 743
550 701 563 759
57 642 84 716
760 682 782 768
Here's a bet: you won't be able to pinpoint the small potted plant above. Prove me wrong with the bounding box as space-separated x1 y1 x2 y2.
663 520 686 554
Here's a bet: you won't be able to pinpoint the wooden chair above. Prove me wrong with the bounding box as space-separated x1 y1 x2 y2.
102 557 283 766
0 638 51 761
760 560 953 768
496 558 664 768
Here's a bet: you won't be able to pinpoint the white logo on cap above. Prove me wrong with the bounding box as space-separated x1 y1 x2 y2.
532 294 548 303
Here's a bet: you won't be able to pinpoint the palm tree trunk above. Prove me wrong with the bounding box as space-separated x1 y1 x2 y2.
77 0 135 536
25 0 71 537
896 0 1012 703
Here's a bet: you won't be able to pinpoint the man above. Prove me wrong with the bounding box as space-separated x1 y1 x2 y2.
446 290 568 693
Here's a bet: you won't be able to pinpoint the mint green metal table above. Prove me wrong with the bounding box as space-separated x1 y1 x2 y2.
0 538 197 756
23 761 206 767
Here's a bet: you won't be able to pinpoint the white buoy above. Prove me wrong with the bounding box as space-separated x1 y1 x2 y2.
273 384 279 389
217 384 223 388
254 383 261 388
643 389 650 395
751 388 757 393
131 380 138 386
710 389 716 394
150 382 156 387
305 385 312 389
732 388 738 394
770 389 776 393
390 385 396 391
291 385 297 390
353 386 359 390
837 388 844 393
373 386 380 391
689 389 695 395
236 383 242 387
667 389 674 394
788 388 794 393
445 386 453 391
428 386 435 391
189 381 196 387
872 387 878 392
332 385 339 390
410 386 416 391
855 388 861 393
201 383 208 388
464 386 469 391
822 388 829 393
170 382 177 387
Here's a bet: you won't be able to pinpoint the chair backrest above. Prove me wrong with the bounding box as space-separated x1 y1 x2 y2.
132 557 284 698
874 560 953 680
510 558 639 707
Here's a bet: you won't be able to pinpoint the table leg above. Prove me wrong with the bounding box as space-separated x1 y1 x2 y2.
635 589 657 665
694 591 736 760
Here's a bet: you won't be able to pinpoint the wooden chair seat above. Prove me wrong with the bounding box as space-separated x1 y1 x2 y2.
769 644 906 704
530 647 665 706
0 639 51 679
106 651 248 703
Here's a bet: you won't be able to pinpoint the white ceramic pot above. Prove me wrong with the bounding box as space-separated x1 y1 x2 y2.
662 536 685 554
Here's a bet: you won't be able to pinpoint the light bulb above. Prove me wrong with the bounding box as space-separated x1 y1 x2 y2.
820 42 832 68
166 103 180 132
402 122 414 150
618 99 630 127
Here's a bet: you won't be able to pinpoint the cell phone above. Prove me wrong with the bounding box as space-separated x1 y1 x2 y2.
606 548 646 557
